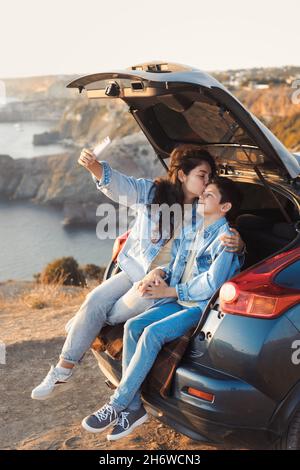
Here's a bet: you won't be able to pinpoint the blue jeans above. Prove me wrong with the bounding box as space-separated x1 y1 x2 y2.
60 271 155 364
109 301 202 412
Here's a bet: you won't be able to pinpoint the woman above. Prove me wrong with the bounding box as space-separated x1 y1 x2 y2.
31 145 243 401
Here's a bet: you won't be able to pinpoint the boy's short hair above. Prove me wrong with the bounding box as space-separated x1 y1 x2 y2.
210 177 243 219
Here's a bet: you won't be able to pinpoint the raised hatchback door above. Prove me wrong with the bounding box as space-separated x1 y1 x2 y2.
67 62 300 179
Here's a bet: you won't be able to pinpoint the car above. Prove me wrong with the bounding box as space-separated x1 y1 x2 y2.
67 62 300 449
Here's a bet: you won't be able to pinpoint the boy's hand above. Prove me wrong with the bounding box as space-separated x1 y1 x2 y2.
219 228 245 253
142 280 177 299
138 269 165 295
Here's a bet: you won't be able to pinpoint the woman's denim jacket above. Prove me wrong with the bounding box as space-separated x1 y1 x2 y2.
93 161 187 282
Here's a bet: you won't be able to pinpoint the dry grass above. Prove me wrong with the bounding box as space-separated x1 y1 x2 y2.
21 284 86 310
0 280 94 311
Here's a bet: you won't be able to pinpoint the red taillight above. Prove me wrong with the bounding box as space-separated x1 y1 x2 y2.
219 282 239 303
220 286 281 317
112 230 130 261
220 248 300 319
187 387 215 402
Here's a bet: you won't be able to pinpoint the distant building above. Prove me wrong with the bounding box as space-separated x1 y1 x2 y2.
247 81 270 90
254 83 270 89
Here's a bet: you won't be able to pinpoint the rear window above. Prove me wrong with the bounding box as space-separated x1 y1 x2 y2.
232 181 299 224
152 95 255 145
237 183 289 211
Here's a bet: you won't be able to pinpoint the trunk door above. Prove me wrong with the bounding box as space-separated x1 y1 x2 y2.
67 62 300 179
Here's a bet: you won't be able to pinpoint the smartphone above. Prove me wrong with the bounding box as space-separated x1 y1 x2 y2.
93 136 111 159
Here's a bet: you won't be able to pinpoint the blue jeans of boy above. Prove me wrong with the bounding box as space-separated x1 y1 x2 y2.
109 301 202 412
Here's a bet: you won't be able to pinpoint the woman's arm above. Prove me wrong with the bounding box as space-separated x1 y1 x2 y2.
219 227 245 254
78 148 154 207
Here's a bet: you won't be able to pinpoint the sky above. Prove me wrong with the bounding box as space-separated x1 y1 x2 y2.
1 0 300 78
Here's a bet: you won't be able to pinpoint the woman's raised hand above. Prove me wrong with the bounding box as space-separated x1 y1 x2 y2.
78 148 97 170
78 148 103 180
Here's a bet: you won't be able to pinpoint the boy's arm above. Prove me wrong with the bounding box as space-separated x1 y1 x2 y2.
175 245 238 303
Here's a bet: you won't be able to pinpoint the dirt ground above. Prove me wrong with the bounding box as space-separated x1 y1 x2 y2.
0 280 221 451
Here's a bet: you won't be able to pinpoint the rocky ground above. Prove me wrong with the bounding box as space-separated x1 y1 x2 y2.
0 280 221 451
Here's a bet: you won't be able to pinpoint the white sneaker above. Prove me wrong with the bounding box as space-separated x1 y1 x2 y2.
31 365 73 400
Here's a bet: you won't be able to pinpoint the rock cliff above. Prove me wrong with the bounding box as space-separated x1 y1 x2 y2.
0 132 163 225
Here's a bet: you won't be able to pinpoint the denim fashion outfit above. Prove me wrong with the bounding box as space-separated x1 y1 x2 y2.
60 162 194 365
92 161 192 282
157 216 243 310
108 217 242 412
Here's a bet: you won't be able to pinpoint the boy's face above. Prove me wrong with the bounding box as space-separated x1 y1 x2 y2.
200 183 231 216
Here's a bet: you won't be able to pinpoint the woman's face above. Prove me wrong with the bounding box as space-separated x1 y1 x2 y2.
179 162 212 199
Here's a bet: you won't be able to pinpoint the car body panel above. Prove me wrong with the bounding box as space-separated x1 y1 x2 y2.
186 308 300 403
286 303 300 332
172 361 276 427
92 348 278 447
141 390 277 448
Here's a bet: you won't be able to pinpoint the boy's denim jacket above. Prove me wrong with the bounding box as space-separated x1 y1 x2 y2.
155 216 242 310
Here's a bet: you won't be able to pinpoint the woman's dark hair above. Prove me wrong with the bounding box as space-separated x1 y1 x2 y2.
150 145 216 242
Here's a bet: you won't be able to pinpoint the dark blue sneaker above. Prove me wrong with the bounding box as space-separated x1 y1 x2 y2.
81 403 118 433
107 406 148 441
